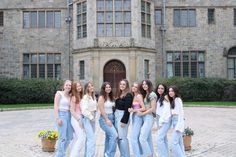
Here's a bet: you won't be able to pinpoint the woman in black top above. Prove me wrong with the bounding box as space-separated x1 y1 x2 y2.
114 79 133 157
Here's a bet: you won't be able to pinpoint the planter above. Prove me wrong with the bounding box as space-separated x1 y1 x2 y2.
183 135 192 151
41 138 57 152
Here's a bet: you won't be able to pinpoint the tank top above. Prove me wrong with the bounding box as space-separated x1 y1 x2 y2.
104 100 115 114
132 94 142 109
57 91 70 111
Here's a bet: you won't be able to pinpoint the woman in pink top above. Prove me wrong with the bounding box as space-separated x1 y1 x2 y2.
70 81 86 157
128 82 145 157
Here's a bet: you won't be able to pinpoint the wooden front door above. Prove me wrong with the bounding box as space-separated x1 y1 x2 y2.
103 60 126 93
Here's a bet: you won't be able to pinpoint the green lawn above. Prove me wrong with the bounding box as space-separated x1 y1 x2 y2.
184 101 236 106
0 103 53 109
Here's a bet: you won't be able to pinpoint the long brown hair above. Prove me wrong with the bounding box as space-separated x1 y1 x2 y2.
168 85 181 109
116 79 130 98
72 81 83 103
100 82 114 101
155 83 168 107
140 79 153 103
84 81 95 100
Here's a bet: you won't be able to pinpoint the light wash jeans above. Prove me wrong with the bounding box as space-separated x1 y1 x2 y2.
70 116 86 157
139 113 154 157
114 109 130 157
83 113 96 157
56 111 73 157
99 113 118 157
157 117 171 157
131 113 143 157
172 116 186 157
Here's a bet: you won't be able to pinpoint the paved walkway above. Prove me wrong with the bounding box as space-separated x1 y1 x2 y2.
0 107 236 157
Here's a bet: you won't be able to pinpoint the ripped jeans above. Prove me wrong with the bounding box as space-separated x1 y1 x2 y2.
56 111 73 157
114 109 130 157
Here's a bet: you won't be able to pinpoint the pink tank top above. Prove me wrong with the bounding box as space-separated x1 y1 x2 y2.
75 102 82 116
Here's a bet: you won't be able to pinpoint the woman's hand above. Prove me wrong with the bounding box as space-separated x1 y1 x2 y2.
57 118 62 126
79 121 84 128
105 119 112 127
128 108 133 112
91 118 96 122
137 111 144 116
120 122 126 128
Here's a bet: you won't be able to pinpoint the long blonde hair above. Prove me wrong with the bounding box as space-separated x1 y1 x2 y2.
116 79 130 98
84 81 96 100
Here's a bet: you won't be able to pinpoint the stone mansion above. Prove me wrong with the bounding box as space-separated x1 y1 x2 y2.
0 0 236 90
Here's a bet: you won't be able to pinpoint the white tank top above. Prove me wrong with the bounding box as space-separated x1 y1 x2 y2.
57 91 70 111
104 100 115 114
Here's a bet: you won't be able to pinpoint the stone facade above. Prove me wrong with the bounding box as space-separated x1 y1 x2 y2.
0 0 236 89
0 0 70 79
155 0 236 78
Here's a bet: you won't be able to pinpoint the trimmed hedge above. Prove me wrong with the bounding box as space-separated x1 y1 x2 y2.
0 78 63 104
157 77 236 101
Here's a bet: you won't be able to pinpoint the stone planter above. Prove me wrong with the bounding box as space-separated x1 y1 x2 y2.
41 138 57 152
183 135 192 151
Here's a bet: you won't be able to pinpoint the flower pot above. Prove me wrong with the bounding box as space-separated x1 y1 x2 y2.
41 138 57 152
183 135 192 151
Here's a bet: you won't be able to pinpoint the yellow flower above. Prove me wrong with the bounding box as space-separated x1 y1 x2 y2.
37 130 58 140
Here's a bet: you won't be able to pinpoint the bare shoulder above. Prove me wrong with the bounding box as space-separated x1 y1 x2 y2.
164 95 169 102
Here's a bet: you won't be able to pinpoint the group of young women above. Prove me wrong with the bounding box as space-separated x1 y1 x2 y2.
54 79 186 157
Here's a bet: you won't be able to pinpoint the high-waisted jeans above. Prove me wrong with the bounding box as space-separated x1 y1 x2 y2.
157 116 171 157
99 113 118 157
83 113 96 157
139 113 154 157
172 115 186 157
56 111 73 157
131 113 143 157
114 109 130 157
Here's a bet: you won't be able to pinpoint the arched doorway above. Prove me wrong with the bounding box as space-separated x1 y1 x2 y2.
103 60 126 93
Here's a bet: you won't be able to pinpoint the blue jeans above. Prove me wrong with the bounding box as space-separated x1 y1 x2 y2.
157 117 171 157
83 114 96 157
131 113 143 157
56 111 73 157
172 116 186 157
114 110 130 157
99 113 118 157
139 114 154 157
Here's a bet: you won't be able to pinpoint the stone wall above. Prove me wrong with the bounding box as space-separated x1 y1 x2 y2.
155 0 236 78
0 0 70 79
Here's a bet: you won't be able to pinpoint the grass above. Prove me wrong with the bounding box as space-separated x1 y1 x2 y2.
0 102 236 109
0 103 53 109
184 101 236 107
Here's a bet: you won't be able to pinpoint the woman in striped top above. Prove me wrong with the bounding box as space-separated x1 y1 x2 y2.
129 82 145 157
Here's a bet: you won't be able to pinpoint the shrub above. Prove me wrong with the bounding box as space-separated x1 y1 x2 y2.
156 77 236 101
0 78 63 104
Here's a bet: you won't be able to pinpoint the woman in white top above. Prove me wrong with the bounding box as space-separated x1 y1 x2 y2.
156 84 171 157
54 80 73 157
81 81 97 157
98 82 118 157
168 86 186 157
70 81 86 157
